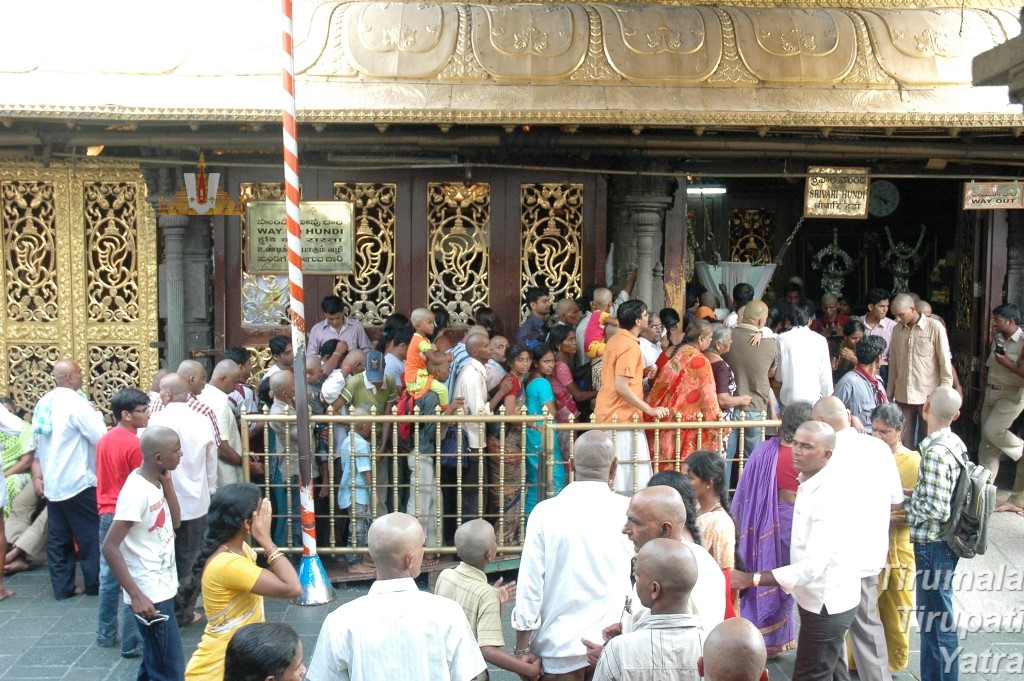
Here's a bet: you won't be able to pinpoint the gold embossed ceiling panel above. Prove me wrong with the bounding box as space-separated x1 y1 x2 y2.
860 9 998 85
596 5 722 82
343 2 459 78
470 4 588 80
731 8 857 82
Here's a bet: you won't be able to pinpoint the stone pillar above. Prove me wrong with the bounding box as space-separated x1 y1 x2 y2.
183 216 214 371
159 215 189 368
625 193 673 308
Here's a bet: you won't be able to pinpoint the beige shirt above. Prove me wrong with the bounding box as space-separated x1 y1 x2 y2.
887 313 952 404
985 326 1024 389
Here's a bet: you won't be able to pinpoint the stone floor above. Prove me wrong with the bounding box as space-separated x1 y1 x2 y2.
1 500 1023 680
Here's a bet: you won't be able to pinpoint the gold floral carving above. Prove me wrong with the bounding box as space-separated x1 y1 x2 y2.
1 180 59 323
240 183 289 327
246 345 276 387
520 184 584 321
427 182 490 326
85 182 140 323
344 2 458 78
0 162 158 415
955 215 974 331
88 345 141 417
6 346 59 417
729 209 775 265
470 4 589 79
332 182 397 326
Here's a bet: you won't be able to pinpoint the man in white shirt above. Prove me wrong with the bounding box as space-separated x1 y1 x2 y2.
31 359 108 600
146 372 217 626
512 431 634 678
594 539 702 681
775 302 833 407
449 331 491 542
306 512 485 681
197 359 245 487
732 421 861 681
813 397 903 681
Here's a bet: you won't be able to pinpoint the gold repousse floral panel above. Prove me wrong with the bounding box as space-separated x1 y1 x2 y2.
245 344 276 387
84 182 140 323
520 184 583 321
427 182 490 326
240 182 290 327
729 209 775 264
333 182 397 327
6 345 59 417
2 180 59 323
88 345 141 417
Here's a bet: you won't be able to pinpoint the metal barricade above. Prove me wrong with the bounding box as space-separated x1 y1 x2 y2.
241 407 781 559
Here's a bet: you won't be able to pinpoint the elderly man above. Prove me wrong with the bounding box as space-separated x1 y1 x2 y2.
813 397 903 681
147 372 217 626
698 619 769 681
594 539 702 681
732 421 861 681
31 359 107 599
887 294 952 446
197 359 245 486
904 387 967 681
446 331 491 541
974 304 1024 514
307 513 485 681
512 431 634 679
268 371 319 551
594 300 669 493
553 297 583 329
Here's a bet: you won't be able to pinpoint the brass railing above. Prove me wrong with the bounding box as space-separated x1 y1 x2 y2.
240 407 780 557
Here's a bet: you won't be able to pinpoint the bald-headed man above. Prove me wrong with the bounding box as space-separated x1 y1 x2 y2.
698 619 769 681
196 358 245 486
903 387 966 681
512 431 634 679
616 485 725 637
594 538 702 681
887 294 952 446
151 360 224 453
307 513 485 681
31 358 108 599
723 300 779 466
812 397 902 681
268 370 319 551
732 421 861 681
146 371 218 626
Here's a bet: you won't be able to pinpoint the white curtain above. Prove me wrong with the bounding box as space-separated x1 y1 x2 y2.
694 262 777 302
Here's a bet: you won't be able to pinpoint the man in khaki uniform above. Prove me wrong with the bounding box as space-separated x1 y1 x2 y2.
974 304 1024 515
887 294 952 446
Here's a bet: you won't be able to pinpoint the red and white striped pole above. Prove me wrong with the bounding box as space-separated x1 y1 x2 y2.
281 0 334 605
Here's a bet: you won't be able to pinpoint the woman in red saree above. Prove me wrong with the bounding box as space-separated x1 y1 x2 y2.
647 320 722 470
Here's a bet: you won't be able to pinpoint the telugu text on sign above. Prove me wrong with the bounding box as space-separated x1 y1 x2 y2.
245 201 355 274
804 166 870 219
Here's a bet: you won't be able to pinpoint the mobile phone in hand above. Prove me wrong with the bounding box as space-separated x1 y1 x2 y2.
134 612 170 627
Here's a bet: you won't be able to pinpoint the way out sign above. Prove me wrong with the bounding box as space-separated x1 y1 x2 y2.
963 182 1024 210
804 167 870 219
245 201 355 274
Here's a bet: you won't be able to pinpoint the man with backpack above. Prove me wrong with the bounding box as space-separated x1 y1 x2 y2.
903 386 969 681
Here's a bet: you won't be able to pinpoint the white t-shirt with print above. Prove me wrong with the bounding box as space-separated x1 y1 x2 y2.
114 471 178 605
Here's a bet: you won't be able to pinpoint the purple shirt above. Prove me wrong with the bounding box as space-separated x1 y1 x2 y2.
306 317 372 356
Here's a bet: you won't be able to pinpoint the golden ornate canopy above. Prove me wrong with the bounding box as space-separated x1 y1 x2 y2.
0 1 1021 129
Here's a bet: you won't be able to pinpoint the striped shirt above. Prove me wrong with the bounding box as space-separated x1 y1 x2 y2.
146 403 218 521
150 393 222 447
435 562 506 649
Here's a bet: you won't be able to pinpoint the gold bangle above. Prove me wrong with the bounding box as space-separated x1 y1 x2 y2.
267 550 285 566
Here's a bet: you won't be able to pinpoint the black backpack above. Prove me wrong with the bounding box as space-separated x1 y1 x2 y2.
943 442 996 559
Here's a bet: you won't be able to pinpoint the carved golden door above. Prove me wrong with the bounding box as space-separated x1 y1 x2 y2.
0 161 159 417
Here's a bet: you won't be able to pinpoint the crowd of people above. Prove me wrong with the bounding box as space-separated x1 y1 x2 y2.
0 277 1019 681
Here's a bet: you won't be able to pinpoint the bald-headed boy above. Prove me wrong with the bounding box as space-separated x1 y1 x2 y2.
435 520 540 681
101 426 184 681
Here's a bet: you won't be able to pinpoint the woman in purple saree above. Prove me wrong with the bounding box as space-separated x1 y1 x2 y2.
731 401 813 658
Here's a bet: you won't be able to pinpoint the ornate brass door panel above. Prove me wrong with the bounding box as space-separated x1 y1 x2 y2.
0 162 158 417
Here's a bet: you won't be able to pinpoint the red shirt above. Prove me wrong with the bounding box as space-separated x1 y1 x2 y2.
96 426 143 514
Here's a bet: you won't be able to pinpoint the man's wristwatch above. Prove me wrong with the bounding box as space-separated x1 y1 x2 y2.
752 572 762 587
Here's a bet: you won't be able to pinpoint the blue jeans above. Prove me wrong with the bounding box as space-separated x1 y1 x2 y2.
136 597 184 681
97 513 142 655
914 540 960 681
726 409 766 487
